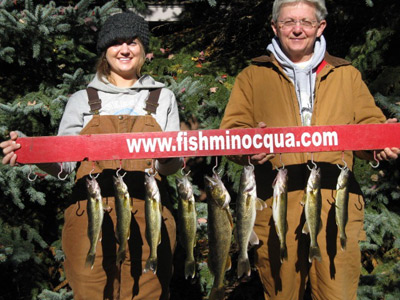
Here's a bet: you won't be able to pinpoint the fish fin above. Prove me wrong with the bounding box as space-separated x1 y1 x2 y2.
184 259 196 279
256 198 267 210
302 222 309 234
222 195 231 209
144 257 158 274
280 244 288 263
340 235 347 251
318 219 323 233
309 246 322 263
208 287 225 300
85 253 96 269
272 176 278 189
237 257 251 278
116 249 126 265
300 192 306 206
115 233 120 244
245 194 252 207
227 210 234 228
225 255 232 271
249 230 259 246
157 230 162 246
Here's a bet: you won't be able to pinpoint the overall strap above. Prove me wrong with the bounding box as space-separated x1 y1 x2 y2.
144 88 162 115
86 87 102 115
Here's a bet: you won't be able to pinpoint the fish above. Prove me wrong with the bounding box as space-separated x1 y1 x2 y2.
272 167 289 263
236 165 266 278
204 173 233 300
85 177 104 269
302 167 322 263
143 171 162 274
113 174 132 264
176 174 197 280
335 167 350 251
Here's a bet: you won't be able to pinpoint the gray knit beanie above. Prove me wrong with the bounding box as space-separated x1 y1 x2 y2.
97 12 150 53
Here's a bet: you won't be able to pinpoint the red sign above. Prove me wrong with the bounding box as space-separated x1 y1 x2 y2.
15 123 400 164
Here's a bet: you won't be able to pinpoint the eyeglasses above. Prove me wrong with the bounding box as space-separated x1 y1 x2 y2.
278 18 319 30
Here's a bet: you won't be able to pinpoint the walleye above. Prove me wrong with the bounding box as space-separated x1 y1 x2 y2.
176 174 197 279
85 177 104 269
272 168 289 263
113 174 132 264
302 167 322 263
335 167 350 251
236 165 266 278
205 173 233 300
143 171 162 274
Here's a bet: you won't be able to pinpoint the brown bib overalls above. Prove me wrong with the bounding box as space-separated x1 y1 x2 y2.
62 88 176 300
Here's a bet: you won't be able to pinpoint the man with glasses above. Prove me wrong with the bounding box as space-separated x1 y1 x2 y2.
220 0 399 299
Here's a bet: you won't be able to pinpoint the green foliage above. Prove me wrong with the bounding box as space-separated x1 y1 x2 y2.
357 157 400 298
38 288 74 300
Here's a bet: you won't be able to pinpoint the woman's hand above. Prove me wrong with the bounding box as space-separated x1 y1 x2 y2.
1 131 21 166
249 122 275 165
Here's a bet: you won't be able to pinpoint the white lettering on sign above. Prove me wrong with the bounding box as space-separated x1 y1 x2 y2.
125 130 338 154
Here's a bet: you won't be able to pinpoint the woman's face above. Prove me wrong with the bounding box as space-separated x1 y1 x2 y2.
106 38 144 83
271 2 326 63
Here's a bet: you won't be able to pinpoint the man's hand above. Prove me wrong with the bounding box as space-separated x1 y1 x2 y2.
377 118 400 161
249 122 275 165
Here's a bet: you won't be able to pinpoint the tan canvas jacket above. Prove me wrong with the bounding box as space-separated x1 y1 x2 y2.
220 52 386 171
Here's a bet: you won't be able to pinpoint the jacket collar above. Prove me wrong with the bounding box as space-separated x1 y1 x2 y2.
251 51 351 68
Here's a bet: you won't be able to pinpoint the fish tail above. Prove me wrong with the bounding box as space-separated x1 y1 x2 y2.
184 259 196 279
280 244 288 263
116 249 126 265
237 256 251 278
208 286 225 300
309 245 322 263
85 253 96 269
144 257 158 274
340 235 347 251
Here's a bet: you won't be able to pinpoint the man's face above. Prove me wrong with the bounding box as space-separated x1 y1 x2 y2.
271 2 326 63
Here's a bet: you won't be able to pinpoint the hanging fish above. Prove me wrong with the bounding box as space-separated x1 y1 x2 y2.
143 171 162 274
272 167 289 263
85 177 104 269
113 174 132 264
335 167 350 251
176 173 197 280
204 173 233 300
302 167 322 263
236 165 266 278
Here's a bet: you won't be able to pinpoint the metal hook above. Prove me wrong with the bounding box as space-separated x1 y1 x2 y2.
307 153 317 171
145 160 158 176
89 161 100 179
75 200 85 216
180 158 191 176
58 163 68 180
369 150 380 168
146 168 158 177
337 151 348 170
247 156 255 171
27 165 38 182
212 156 222 176
279 153 285 169
116 160 126 178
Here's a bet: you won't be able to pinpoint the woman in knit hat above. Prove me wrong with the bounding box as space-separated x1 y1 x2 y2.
1 11 181 300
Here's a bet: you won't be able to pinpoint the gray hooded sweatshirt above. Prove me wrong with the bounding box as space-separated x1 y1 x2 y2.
39 74 182 176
